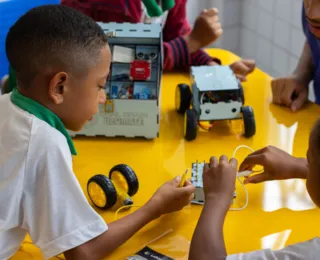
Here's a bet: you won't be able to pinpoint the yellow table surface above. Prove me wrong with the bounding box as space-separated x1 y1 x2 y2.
14 49 320 260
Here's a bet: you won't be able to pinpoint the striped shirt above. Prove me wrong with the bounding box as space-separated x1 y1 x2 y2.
61 0 221 70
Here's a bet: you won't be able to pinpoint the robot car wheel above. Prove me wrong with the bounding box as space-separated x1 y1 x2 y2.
184 109 198 141
109 164 139 197
175 84 192 114
87 174 117 210
241 106 256 138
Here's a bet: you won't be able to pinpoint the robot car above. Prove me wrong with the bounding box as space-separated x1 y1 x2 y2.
175 65 256 141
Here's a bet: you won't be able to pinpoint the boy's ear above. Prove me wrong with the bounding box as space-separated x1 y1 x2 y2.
48 72 68 104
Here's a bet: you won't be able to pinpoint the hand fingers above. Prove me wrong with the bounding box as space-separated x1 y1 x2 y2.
244 172 269 184
204 163 209 172
210 156 218 168
239 154 266 171
169 176 182 187
230 61 250 76
239 164 255 172
235 74 247 82
220 155 228 164
279 79 295 107
180 183 196 195
229 158 238 168
184 179 192 186
212 22 222 30
240 59 256 73
208 61 219 66
203 7 219 16
271 79 283 105
291 88 308 112
188 193 195 203
214 28 223 38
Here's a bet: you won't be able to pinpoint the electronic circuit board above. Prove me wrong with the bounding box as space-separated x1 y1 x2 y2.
191 161 236 204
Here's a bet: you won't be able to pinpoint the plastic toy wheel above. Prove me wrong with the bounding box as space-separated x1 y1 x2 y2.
175 84 192 114
87 175 117 210
109 164 139 197
241 106 256 138
184 109 198 141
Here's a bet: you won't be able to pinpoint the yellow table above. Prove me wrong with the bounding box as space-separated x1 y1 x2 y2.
14 49 320 259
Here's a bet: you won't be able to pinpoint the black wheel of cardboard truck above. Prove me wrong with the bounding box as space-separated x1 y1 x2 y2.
87 174 117 210
184 109 198 141
241 106 256 138
109 164 139 197
176 84 192 114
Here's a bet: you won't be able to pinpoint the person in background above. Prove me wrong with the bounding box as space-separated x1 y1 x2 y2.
189 129 320 259
271 1 320 112
61 0 256 80
1 0 256 94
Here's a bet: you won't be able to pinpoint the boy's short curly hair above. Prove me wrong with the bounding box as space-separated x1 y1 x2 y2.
5 4 108 88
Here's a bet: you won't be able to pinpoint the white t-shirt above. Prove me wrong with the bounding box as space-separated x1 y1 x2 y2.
0 94 107 260
227 238 320 259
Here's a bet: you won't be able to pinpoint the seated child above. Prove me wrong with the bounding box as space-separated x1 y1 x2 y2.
0 0 256 94
61 0 255 78
271 1 320 112
189 124 320 259
0 5 195 260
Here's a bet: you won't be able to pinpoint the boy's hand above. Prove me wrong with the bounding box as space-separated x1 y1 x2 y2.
230 60 256 82
239 146 309 184
186 8 223 53
271 75 309 112
146 177 195 218
203 156 237 205
208 59 256 82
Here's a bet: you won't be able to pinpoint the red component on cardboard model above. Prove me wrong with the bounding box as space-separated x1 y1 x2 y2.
130 60 151 81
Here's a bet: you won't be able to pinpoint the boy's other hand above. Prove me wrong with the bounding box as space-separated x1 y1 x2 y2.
239 146 309 184
186 8 222 53
203 156 237 206
146 177 195 218
271 75 309 112
208 59 256 82
230 59 256 82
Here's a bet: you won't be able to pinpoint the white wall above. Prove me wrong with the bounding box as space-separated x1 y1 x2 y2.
186 0 305 78
240 0 305 77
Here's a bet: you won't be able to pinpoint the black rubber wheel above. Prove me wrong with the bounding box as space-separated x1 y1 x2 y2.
109 164 139 197
176 83 192 114
239 84 245 105
242 106 256 138
87 174 117 210
185 109 198 141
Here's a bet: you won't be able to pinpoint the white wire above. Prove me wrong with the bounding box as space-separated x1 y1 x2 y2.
232 145 255 158
191 145 254 211
200 92 205 104
229 145 255 211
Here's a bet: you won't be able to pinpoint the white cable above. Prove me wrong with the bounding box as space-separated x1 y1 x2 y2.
190 145 255 210
200 92 205 104
229 145 255 211
229 176 248 211
232 145 254 158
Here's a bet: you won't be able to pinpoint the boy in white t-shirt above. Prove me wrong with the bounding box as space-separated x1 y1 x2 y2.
189 124 320 259
0 4 195 260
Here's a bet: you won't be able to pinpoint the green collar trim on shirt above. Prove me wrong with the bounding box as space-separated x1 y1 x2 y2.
142 0 175 17
10 88 77 155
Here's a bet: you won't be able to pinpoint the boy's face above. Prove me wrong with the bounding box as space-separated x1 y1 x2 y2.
53 45 111 132
306 121 320 207
304 0 320 38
